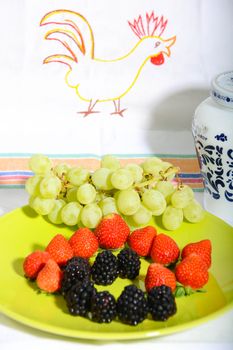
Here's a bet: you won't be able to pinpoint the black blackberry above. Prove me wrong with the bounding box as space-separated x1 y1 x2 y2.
147 285 177 321
117 248 141 279
117 285 148 325
90 291 117 323
65 279 96 316
60 257 91 296
91 250 118 285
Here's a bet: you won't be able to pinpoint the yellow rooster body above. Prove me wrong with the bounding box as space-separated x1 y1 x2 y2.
40 10 176 116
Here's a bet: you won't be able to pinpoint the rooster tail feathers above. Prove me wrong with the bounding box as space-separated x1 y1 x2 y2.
43 54 74 69
40 9 95 67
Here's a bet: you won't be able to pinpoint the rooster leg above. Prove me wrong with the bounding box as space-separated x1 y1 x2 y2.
110 99 127 117
77 99 100 117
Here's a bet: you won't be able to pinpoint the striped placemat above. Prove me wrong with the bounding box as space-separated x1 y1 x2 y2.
0 153 203 191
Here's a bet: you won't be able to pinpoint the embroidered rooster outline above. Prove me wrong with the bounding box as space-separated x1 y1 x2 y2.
40 10 176 117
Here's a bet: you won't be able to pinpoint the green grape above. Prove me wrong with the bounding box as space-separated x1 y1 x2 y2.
161 162 176 180
80 203 102 228
66 187 78 202
183 199 204 223
142 189 166 215
61 202 82 226
53 163 70 178
25 175 42 196
171 185 194 209
77 183 96 204
67 167 89 186
162 205 183 230
101 155 121 171
132 205 152 226
48 199 66 224
125 163 143 183
91 168 113 190
29 196 55 215
98 197 118 216
39 175 62 199
29 154 52 175
116 189 141 215
141 157 163 175
156 181 175 203
110 168 133 190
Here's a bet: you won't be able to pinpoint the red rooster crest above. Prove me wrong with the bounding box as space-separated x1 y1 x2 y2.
128 12 168 39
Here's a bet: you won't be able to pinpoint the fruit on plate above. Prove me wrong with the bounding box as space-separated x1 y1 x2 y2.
60 257 91 296
91 250 119 285
127 226 157 257
117 285 148 325
117 247 141 279
150 233 180 265
25 154 204 231
64 279 96 316
23 250 50 279
145 262 177 292
175 253 209 289
69 228 99 258
147 285 177 321
90 291 117 323
45 234 73 266
21 206 213 326
181 239 212 269
94 213 130 249
36 259 63 293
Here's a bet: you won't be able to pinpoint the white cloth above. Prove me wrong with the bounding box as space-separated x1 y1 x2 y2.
0 0 233 155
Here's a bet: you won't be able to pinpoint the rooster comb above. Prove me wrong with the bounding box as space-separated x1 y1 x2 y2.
128 11 168 39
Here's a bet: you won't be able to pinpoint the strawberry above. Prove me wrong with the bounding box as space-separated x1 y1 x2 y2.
23 250 50 279
181 239 212 269
150 233 180 265
127 226 157 257
145 263 176 292
36 259 63 293
175 253 209 289
94 213 130 249
69 228 99 258
45 234 73 266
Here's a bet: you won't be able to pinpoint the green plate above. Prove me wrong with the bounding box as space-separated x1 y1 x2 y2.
0 206 233 340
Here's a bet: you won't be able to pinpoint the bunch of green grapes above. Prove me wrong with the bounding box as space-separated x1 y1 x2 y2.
25 154 204 230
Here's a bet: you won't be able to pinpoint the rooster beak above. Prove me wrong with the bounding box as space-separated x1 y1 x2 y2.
162 36 176 57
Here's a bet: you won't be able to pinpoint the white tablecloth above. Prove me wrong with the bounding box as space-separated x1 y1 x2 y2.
0 189 233 350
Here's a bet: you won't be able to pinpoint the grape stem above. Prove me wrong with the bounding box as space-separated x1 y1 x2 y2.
135 166 180 189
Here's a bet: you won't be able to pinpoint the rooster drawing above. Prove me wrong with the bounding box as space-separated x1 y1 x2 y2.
40 10 176 117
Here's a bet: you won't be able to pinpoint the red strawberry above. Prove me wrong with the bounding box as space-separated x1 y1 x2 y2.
45 234 73 266
175 253 209 289
150 233 180 265
145 263 176 292
69 228 99 258
36 259 63 293
128 226 157 257
23 250 50 279
181 239 212 269
94 213 130 249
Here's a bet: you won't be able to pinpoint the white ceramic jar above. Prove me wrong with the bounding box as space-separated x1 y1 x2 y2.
192 71 233 226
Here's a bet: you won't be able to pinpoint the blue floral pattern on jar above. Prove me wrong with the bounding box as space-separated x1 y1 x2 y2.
195 135 233 202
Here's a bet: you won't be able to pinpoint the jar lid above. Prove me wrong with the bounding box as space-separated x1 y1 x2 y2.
211 71 233 108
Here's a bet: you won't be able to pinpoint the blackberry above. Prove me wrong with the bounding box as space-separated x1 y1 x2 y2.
91 250 118 285
117 248 141 279
117 285 148 325
90 291 117 323
147 285 177 321
60 257 91 296
65 279 96 316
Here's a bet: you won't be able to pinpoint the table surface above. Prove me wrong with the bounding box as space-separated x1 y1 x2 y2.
0 189 233 350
